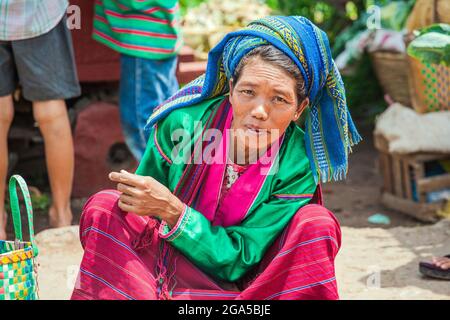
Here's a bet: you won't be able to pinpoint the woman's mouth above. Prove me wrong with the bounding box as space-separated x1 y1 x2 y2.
245 125 268 136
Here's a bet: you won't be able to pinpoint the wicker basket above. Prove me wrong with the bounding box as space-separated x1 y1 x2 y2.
405 0 450 113
0 175 39 300
370 51 412 106
407 56 450 113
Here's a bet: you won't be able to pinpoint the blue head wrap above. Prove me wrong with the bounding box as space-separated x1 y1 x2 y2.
145 16 362 183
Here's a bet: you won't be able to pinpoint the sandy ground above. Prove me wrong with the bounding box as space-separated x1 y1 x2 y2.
35 220 450 300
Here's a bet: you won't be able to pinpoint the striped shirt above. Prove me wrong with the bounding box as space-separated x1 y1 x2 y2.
0 0 68 41
93 0 182 60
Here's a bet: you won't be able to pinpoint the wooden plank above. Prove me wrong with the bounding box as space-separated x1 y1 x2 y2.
412 162 426 202
402 160 413 199
176 61 207 84
408 153 450 162
417 174 450 193
178 46 196 63
379 152 393 193
381 192 441 222
373 134 389 153
392 155 404 197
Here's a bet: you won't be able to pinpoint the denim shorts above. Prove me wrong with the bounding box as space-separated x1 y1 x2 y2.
0 16 80 101
119 54 179 160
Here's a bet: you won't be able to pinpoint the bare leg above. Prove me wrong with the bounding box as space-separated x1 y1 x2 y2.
33 100 73 227
0 95 14 240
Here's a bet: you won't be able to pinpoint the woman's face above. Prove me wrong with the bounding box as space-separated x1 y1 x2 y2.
229 56 309 161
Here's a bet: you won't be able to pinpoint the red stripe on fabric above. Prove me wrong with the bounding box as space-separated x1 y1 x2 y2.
154 125 173 164
274 193 314 198
244 256 329 291
94 14 108 24
171 289 240 300
80 268 136 300
104 9 173 25
248 244 335 290
71 289 94 300
82 205 136 236
94 14 177 39
143 3 179 14
111 26 177 39
93 29 178 54
237 205 340 300
106 0 178 14
263 277 337 300
84 247 157 294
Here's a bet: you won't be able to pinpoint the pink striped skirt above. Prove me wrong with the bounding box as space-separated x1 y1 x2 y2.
71 190 341 300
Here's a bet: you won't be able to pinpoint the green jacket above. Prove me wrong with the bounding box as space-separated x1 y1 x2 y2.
136 96 316 282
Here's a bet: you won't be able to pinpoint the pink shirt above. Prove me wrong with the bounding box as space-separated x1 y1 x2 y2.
217 161 248 211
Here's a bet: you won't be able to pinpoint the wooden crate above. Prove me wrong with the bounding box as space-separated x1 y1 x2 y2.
374 134 450 222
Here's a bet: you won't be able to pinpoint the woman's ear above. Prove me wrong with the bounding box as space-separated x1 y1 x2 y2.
294 97 309 121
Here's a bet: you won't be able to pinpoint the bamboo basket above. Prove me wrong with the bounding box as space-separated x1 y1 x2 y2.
370 51 412 106
407 57 450 113
0 175 39 300
405 0 450 113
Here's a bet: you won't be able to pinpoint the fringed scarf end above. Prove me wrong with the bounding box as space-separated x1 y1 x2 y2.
315 165 349 184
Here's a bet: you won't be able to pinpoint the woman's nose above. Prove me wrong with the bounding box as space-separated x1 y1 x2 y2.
250 102 269 120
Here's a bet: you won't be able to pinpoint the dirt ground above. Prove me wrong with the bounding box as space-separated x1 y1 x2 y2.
7 121 450 299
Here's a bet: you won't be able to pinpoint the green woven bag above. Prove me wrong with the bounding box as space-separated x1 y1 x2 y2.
0 175 39 300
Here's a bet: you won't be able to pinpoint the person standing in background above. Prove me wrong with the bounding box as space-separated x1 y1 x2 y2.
0 0 80 239
93 0 182 161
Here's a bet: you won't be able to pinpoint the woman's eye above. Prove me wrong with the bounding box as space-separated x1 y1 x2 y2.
241 90 254 96
274 96 287 103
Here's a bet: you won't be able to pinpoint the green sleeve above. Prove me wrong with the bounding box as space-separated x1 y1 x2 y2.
134 125 171 188
158 134 317 282
136 96 223 189
137 100 316 283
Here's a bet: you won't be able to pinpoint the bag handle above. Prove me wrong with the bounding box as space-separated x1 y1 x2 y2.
9 175 38 256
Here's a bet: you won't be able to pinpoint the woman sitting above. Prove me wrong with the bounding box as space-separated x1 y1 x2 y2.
71 16 361 300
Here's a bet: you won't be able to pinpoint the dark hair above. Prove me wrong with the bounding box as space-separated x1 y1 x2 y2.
231 45 307 102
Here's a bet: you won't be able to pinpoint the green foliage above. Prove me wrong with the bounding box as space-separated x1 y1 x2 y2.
407 24 450 66
31 193 50 212
179 0 207 16
267 0 366 46
4 191 50 218
333 10 369 56
416 24 450 36
379 1 414 31
341 53 385 121
333 0 414 56
268 0 386 121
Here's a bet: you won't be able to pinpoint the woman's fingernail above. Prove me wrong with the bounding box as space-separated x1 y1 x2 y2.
109 172 118 179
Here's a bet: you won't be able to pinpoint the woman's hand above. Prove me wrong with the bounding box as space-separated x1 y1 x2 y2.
108 170 185 228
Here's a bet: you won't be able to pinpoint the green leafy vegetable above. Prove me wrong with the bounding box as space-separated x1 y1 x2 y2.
407 24 450 66
380 1 414 31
